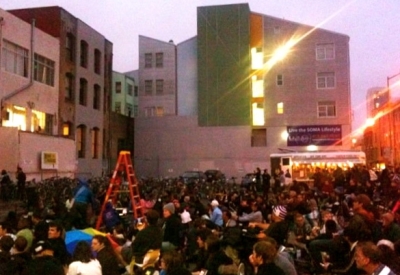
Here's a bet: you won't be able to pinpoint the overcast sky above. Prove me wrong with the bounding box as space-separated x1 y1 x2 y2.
1 0 400 130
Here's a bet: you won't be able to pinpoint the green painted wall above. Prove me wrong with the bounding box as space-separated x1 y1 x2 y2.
197 4 251 126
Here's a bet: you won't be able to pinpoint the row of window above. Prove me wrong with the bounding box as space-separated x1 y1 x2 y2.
144 52 164 68
66 33 102 74
274 72 335 89
114 102 138 117
65 75 102 109
272 101 336 117
2 40 55 86
145 79 164 95
115 82 138 96
76 125 100 159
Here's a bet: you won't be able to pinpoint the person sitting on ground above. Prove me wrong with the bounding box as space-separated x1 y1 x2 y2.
236 201 263 224
249 240 285 275
16 216 33 251
92 234 120 275
47 221 71 267
0 235 14 274
160 250 191 275
131 209 162 265
9 236 31 275
67 240 102 275
0 221 16 241
27 240 64 275
355 241 396 275
203 234 233 275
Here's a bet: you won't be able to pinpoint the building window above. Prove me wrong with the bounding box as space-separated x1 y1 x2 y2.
79 78 88 106
318 101 336 117
34 53 55 86
317 72 335 89
156 79 164 95
277 102 284 114
127 84 133 96
76 124 86 158
252 102 264 126
93 84 101 110
134 86 138 97
126 103 133 117
91 127 100 159
80 40 88 68
145 107 155 117
251 128 267 147
65 32 75 62
62 122 72 136
156 52 163 68
145 53 152 68
277 74 283 86
2 40 29 77
44 113 54 135
94 48 101 74
156 106 164 116
316 43 335 60
145 80 153 95
115 102 121 114
65 73 74 101
115 82 122 94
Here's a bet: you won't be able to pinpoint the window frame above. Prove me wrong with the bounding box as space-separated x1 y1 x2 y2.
156 79 164 95
318 101 336 118
145 80 153 95
316 43 335 60
80 40 88 68
2 40 29 77
155 52 163 68
76 124 86 158
94 48 101 75
276 74 283 86
144 53 152 68
93 84 101 110
317 72 335 89
79 78 88 106
34 53 55 86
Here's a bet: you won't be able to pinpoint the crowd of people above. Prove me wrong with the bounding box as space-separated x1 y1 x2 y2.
0 164 400 275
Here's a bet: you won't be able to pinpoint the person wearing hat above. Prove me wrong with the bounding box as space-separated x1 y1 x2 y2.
210 199 223 227
27 240 64 275
162 202 181 252
249 205 290 246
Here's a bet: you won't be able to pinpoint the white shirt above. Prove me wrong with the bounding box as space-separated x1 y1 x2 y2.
67 259 102 275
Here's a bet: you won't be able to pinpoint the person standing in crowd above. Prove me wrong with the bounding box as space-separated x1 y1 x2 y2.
355 241 396 275
27 240 65 275
262 169 271 198
381 212 400 243
16 166 26 201
249 240 285 275
71 177 94 229
0 170 11 202
92 234 120 275
67 241 102 275
162 202 181 251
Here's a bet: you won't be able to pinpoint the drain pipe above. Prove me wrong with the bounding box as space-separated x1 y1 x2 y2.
1 19 35 119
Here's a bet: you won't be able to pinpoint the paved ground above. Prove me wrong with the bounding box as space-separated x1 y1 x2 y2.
0 200 26 221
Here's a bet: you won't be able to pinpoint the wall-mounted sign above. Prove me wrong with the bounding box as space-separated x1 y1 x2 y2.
287 125 342 146
41 151 58 169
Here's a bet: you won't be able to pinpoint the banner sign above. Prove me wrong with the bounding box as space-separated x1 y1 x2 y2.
287 125 342 146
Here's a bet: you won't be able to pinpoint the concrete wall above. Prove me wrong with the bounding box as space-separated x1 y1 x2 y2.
177 37 198 116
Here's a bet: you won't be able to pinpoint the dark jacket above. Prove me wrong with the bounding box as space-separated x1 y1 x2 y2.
9 252 31 275
48 237 71 266
132 224 162 263
26 256 64 275
257 262 285 275
163 214 182 247
97 247 120 275
205 250 233 275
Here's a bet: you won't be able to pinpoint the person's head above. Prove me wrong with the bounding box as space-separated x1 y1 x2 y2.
196 228 211 248
161 251 183 273
0 235 14 252
294 212 305 227
251 202 260 212
211 200 219 209
13 236 28 253
48 221 63 239
163 203 175 218
355 242 382 271
17 216 31 230
0 222 11 237
325 220 338 235
91 235 108 252
222 210 232 222
251 241 277 266
353 194 371 213
321 210 333 222
146 210 159 226
382 212 395 228
72 241 93 263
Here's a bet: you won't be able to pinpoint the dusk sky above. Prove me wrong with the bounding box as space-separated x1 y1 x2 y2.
1 0 400 131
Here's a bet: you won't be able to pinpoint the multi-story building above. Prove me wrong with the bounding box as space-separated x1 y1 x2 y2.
135 3 352 178
138 35 177 117
10 7 113 177
366 87 388 118
112 71 138 118
0 8 75 179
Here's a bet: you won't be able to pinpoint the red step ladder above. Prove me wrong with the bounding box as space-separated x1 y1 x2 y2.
95 151 143 230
